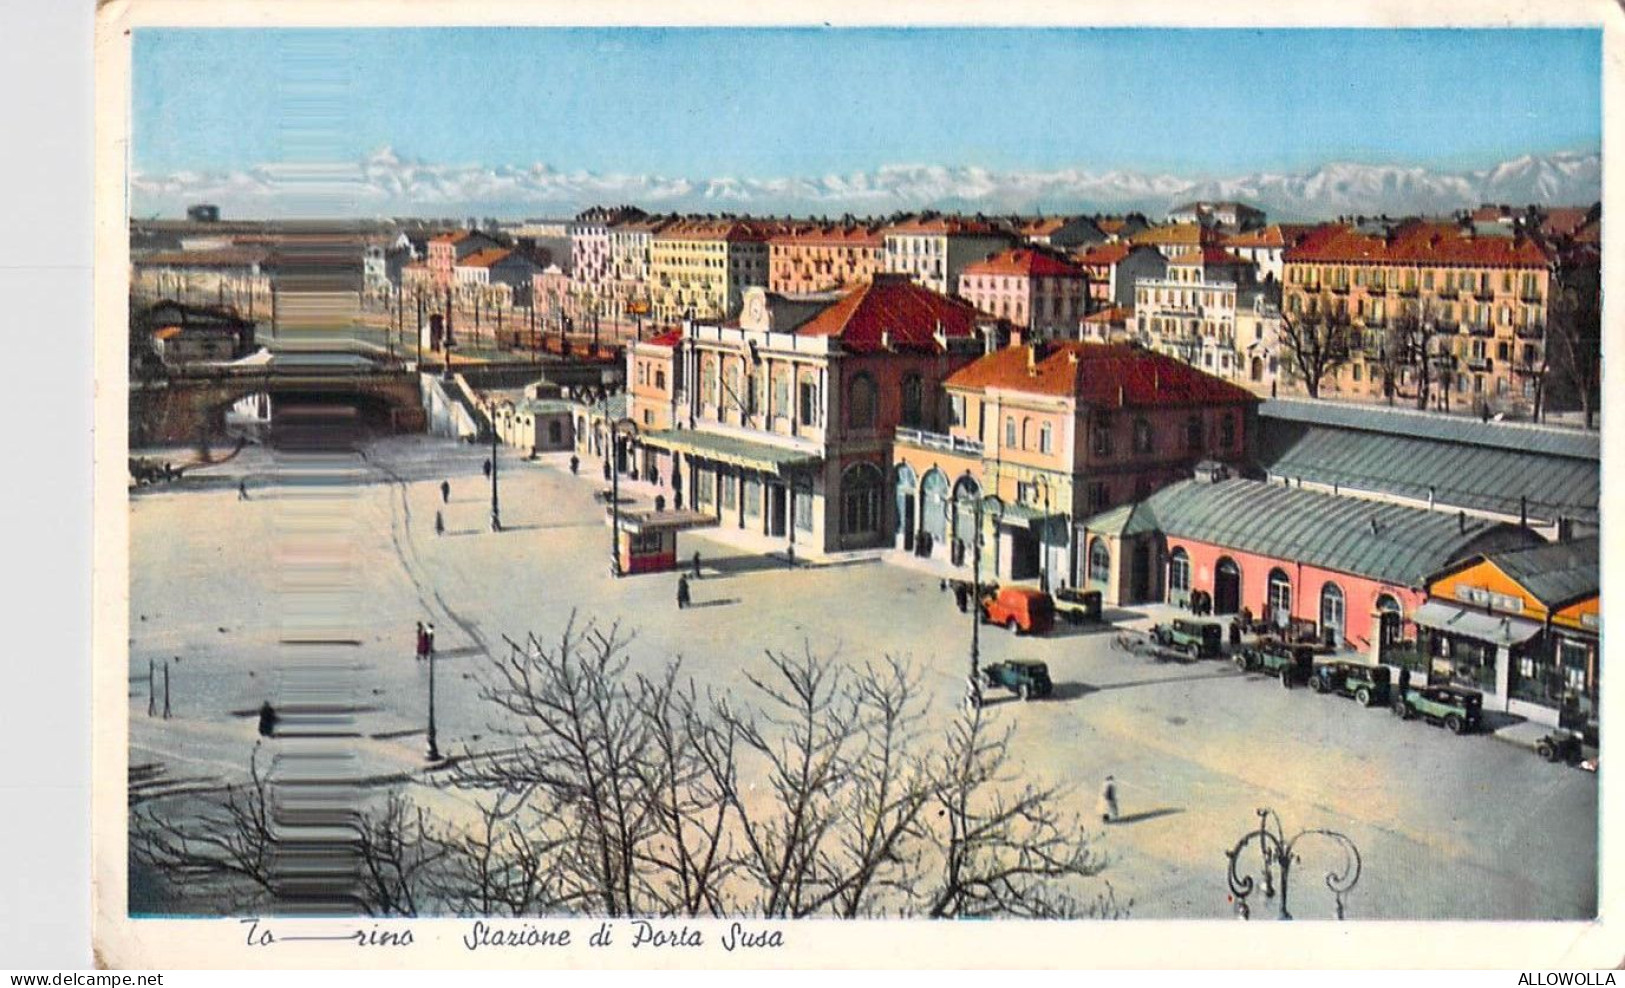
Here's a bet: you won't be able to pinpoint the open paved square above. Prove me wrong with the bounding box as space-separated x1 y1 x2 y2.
128 436 1598 920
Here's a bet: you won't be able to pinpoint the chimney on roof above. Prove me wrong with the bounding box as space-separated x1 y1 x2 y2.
1368 516 1380 536
881 330 893 352
1118 384 1126 407
1458 510 1467 534
1026 342 1038 375
1520 495 1528 528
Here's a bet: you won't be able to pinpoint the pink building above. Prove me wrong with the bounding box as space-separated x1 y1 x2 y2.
1081 472 1542 648
957 248 1088 338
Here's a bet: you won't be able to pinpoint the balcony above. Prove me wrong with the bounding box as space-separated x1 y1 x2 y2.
1328 284 1350 295
1520 292 1544 305
1465 322 1494 337
894 427 984 457
1465 356 1493 373
1473 288 1495 302
1398 286 1419 298
1515 323 1545 340
1435 288 1459 300
1430 354 1458 370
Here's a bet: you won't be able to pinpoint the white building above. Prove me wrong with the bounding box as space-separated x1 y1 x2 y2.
881 217 1011 296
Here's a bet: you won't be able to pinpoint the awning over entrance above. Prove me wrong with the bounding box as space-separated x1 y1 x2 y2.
1411 600 1543 648
613 508 720 535
641 429 822 477
995 502 1065 530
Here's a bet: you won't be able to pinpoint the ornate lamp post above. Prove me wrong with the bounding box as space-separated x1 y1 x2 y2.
1224 807 1363 920
608 417 639 577
948 476 1003 709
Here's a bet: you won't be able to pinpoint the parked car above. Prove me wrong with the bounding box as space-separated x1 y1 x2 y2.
981 586 1055 636
1235 638 1316 688
1308 661 1392 707
980 660 1054 702
1052 587 1103 625
1390 685 1482 734
1534 730 1584 764
1151 618 1223 658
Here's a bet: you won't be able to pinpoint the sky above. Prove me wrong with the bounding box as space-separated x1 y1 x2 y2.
130 27 1602 217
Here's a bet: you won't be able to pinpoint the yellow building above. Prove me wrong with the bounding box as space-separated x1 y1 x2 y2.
1281 221 1552 413
649 220 772 322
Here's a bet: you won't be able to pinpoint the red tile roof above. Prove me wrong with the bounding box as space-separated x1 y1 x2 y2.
645 329 683 347
1017 217 1072 237
134 247 271 268
654 219 774 242
962 248 1085 279
1284 221 1553 268
1083 305 1133 323
1223 225 1290 249
1168 246 1249 268
795 273 982 353
1540 207 1593 240
1075 243 1133 267
769 223 885 247
946 341 1260 408
882 216 1005 237
456 248 515 269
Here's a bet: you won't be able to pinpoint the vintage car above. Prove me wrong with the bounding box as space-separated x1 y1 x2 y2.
1151 618 1223 659
1535 730 1584 764
1308 661 1392 707
981 587 1055 636
979 660 1054 702
1391 684 1482 734
1234 638 1316 688
1052 586 1104 625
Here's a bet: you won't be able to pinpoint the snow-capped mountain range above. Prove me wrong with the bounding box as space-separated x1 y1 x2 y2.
131 147 1600 221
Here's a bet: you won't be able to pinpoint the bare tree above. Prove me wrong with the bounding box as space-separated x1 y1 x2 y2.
918 708 1121 920
1376 299 1438 410
1545 265 1602 429
132 752 443 916
427 792 575 916
1278 297 1353 399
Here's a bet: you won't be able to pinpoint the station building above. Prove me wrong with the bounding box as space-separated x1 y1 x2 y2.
1077 467 1544 652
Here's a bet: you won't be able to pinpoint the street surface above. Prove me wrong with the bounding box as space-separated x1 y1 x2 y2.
127 435 1598 920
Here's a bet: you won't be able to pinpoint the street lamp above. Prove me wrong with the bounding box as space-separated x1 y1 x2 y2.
948 476 1003 709
608 417 639 578
485 397 503 533
426 632 442 763
1224 807 1362 920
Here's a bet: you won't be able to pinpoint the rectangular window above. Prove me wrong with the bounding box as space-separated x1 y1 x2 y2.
949 394 965 427
795 488 813 532
743 477 761 517
1087 482 1108 512
697 469 716 504
721 473 736 510
799 380 817 426
1039 423 1053 454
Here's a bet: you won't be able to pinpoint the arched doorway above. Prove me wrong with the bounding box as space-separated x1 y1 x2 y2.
1320 582 1346 645
1250 356 1264 382
951 475 981 567
1168 547 1192 605
894 463 918 552
840 462 885 545
1088 538 1112 586
1375 593 1403 646
1267 568 1293 628
1131 541 1151 601
1214 556 1241 615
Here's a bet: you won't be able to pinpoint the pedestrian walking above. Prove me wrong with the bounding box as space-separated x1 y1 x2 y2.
953 582 970 613
786 544 795 569
238 480 248 501
483 458 493 478
435 510 445 537
1398 665 1412 700
569 454 580 476
257 700 279 738
676 575 692 610
415 621 427 661
1098 775 1119 824
440 480 450 504
425 623 436 657
691 551 702 580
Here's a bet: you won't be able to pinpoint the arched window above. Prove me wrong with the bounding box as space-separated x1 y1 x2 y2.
1005 416 1017 447
1168 547 1191 593
901 374 924 428
1021 417 1033 450
1375 593 1404 646
726 362 743 413
1320 582 1345 641
848 374 877 430
1088 538 1112 585
1039 422 1053 454
920 469 950 542
1267 568 1293 627
840 462 885 535
894 464 918 540
951 475 981 552
702 357 720 407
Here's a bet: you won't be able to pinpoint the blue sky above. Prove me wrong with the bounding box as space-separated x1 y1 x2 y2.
134 27 1600 180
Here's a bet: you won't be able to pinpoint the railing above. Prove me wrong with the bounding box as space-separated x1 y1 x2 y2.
1466 322 1494 337
1520 292 1544 305
1474 288 1496 301
1328 284 1350 295
894 427 984 456
1436 288 1459 300
1515 324 1545 340
1465 356 1492 372
1398 286 1419 298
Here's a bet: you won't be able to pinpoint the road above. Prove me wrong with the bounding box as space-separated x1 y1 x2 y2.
127 435 1599 920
